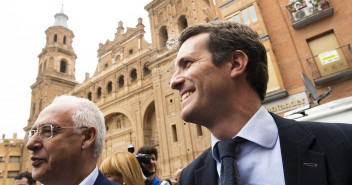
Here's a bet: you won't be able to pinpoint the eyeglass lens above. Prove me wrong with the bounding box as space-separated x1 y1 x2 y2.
28 125 53 139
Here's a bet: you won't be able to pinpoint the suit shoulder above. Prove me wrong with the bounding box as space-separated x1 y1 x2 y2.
184 147 212 171
179 147 213 185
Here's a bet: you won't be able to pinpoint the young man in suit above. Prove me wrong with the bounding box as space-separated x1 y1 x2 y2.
26 95 120 185
170 21 352 185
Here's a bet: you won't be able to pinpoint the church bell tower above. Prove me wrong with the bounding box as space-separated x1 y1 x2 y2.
21 6 78 172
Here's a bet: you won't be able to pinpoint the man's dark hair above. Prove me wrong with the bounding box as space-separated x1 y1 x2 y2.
137 145 158 160
178 21 268 100
15 172 36 184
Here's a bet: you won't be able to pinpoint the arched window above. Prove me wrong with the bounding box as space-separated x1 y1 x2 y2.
60 60 67 73
115 55 121 63
54 34 57 42
88 92 92 101
97 87 102 99
130 69 137 82
107 81 112 93
178 15 188 32
159 26 168 48
143 63 151 77
118 75 125 88
63 36 67 44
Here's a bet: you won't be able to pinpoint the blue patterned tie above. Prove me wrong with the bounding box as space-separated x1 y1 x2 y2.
217 138 246 185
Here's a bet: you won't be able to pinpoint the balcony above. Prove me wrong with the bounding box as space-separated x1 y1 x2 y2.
286 0 334 29
306 44 352 85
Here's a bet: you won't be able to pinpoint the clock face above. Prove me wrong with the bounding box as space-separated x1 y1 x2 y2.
166 36 178 50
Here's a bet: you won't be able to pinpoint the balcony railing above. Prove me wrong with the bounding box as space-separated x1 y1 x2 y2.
286 0 334 29
306 44 352 85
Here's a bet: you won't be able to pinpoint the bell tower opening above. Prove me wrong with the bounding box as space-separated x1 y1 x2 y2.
60 60 67 73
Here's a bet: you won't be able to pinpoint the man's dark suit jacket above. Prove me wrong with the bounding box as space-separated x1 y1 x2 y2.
94 170 121 185
178 113 352 185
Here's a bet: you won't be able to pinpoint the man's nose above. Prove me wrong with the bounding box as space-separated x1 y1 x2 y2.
170 72 185 90
26 134 42 151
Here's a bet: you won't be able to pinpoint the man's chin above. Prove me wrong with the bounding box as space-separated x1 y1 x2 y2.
32 167 46 182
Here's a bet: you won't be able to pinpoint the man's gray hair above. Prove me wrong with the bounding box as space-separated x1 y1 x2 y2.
52 95 105 159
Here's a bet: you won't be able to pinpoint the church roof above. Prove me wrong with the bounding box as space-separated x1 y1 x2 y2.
53 5 69 28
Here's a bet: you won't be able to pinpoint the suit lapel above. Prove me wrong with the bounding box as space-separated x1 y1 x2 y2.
194 149 218 185
271 113 328 185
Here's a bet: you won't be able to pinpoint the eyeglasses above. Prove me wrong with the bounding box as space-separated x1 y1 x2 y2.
28 124 88 140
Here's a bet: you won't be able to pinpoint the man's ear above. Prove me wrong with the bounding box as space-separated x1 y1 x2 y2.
229 50 248 78
81 127 97 150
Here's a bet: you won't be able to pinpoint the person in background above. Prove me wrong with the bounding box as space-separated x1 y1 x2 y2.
170 21 352 185
173 169 182 184
137 146 169 185
26 95 120 185
100 151 153 185
14 172 36 185
161 179 172 185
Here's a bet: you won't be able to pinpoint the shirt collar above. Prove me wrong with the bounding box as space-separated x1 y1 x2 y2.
79 165 99 185
211 106 278 162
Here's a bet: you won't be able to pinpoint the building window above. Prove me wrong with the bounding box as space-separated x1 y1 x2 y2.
307 32 349 78
88 92 92 101
143 63 151 76
248 5 258 22
63 36 66 44
130 69 137 82
115 55 121 63
104 63 108 69
227 5 258 25
0 156 4 162
107 81 112 93
178 15 188 32
196 125 203 136
159 26 168 48
233 14 241 23
9 156 20 163
97 87 102 99
60 60 67 73
172 124 178 142
118 75 125 88
241 9 250 24
7 171 19 178
129 49 133 55
54 34 57 42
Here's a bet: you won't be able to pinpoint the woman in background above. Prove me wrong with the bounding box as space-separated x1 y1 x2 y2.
100 152 152 185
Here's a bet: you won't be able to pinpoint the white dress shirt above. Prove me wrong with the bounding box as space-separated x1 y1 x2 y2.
79 165 99 185
211 106 286 185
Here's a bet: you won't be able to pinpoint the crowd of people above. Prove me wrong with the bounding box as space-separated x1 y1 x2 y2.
22 20 352 185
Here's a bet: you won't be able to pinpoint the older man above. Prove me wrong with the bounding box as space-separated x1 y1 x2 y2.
26 95 120 185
